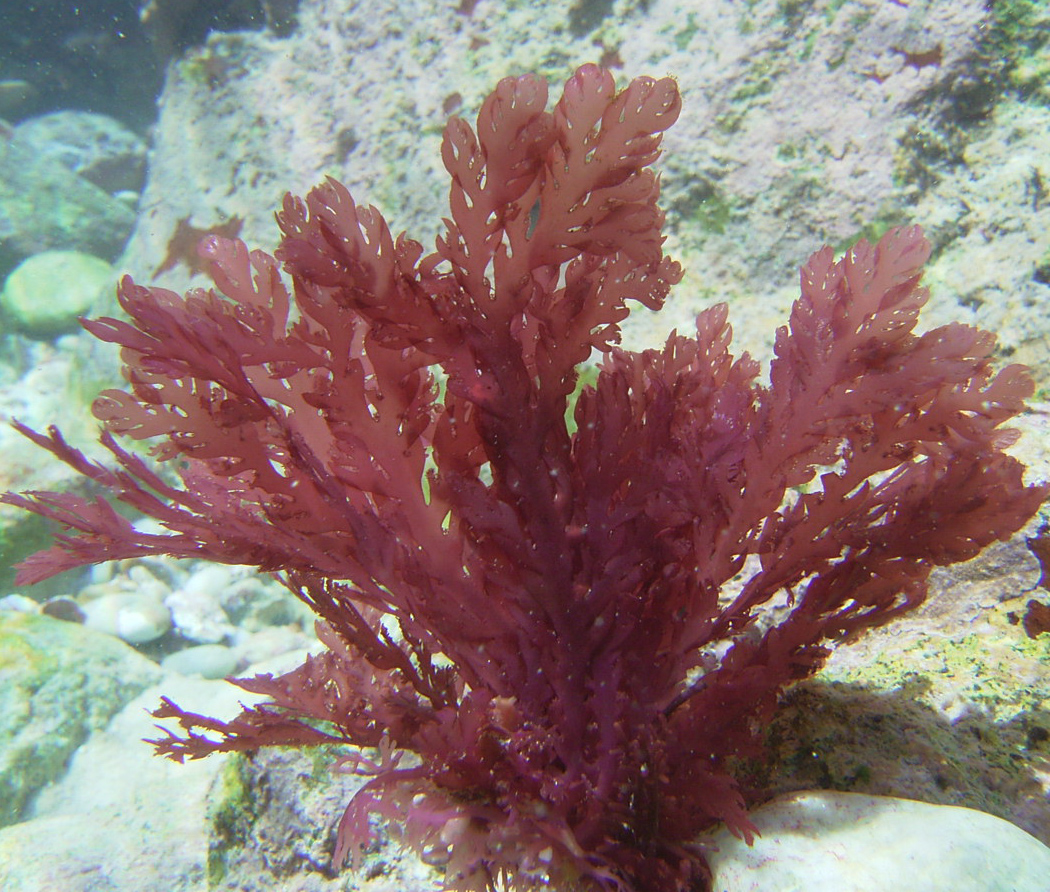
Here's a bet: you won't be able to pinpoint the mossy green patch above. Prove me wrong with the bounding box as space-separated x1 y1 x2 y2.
207 752 261 885
985 0 1050 104
566 363 601 436
673 13 700 51
687 183 739 236
829 628 1049 724
829 201 912 258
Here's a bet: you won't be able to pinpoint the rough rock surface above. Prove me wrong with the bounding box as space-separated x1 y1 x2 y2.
0 612 162 826
700 790 1050 892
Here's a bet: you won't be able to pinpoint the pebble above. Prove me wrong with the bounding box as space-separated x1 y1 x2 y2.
15 550 310 674
40 597 85 623
164 564 241 643
160 644 240 679
221 575 301 630
232 625 314 667
80 592 171 644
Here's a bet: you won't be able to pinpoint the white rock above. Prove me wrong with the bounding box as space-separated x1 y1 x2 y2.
699 791 1050 892
182 563 242 598
125 563 171 601
80 592 171 644
0 594 39 613
165 566 237 643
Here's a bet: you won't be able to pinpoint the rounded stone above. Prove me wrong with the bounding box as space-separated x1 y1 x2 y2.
1 250 114 337
700 790 1050 892
80 592 171 645
160 644 240 679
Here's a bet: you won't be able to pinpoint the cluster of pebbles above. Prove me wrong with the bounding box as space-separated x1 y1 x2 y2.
0 547 319 678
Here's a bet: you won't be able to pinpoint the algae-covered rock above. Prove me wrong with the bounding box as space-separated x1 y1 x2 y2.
10 110 147 195
0 136 135 276
0 611 162 825
0 249 114 337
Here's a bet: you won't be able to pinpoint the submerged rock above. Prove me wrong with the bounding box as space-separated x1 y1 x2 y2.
0 249 114 337
700 790 1050 892
0 611 162 826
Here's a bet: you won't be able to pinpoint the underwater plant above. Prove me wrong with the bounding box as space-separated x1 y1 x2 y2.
3 64 1047 892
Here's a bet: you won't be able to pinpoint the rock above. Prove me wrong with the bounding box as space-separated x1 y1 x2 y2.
161 643 240 679
0 249 114 337
219 573 304 630
0 594 37 613
0 136 135 276
0 80 36 118
0 813 140 892
166 564 240 643
0 656 313 892
0 674 245 892
40 595 85 623
231 625 315 667
204 747 441 892
182 563 242 600
80 590 172 644
9 110 147 194
700 790 1050 892
0 611 162 826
